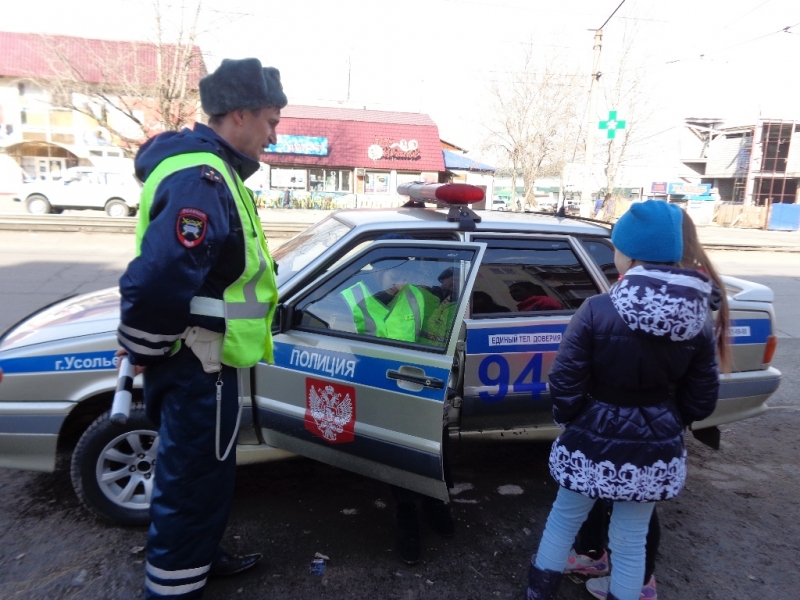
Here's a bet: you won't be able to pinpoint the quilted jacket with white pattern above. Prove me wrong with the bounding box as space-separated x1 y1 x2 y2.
547 265 720 502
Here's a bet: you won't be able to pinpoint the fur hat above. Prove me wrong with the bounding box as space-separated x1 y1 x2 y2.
199 58 288 116
612 200 684 263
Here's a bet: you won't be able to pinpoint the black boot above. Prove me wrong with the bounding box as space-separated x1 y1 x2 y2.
209 549 263 577
395 502 421 564
607 593 621 600
525 560 563 600
422 498 455 538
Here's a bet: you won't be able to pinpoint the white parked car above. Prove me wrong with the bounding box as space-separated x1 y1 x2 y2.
14 167 142 217
0 183 781 524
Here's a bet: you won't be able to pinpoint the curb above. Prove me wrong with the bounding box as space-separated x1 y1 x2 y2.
0 215 307 237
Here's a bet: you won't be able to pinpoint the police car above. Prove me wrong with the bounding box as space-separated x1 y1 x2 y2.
0 183 781 525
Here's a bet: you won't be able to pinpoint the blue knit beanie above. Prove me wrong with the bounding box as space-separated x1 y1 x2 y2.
612 200 684 263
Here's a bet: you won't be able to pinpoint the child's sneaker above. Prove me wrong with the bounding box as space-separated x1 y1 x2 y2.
586 574 658 600
563 548 609 576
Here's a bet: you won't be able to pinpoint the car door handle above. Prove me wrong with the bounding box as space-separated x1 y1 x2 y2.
386 369 445 389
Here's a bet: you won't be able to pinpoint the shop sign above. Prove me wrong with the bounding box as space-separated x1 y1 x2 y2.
668 182 711 196
651 182 668 194
367 137 421 161
266 135 328 156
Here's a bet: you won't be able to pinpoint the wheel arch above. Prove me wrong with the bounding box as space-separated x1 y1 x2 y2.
58 389 144 449
26 192 50 202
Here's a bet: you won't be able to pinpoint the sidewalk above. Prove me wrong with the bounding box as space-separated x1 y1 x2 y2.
696 224 800 250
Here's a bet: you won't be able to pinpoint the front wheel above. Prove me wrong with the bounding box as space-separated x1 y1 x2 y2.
71 404 158 526
26 194 52 215
105 199 130 218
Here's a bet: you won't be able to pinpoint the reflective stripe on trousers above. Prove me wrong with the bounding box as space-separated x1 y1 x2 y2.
145 562 210 597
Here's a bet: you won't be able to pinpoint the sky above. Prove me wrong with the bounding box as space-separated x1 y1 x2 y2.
4 0 800 184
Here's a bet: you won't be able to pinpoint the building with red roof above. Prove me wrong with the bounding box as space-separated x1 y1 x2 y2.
0 31 205 188
255 105 447 208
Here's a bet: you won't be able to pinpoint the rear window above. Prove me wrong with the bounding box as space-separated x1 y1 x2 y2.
470 237 602 317
578 236 619 285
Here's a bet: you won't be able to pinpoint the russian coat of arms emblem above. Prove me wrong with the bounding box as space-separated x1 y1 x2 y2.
304 378 356 443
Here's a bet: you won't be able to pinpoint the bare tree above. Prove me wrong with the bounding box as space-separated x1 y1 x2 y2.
485 49 582 210
35 0 206 155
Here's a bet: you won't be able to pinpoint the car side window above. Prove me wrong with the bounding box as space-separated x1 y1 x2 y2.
577 236 619 285
469 237 601 318
294 245 475 351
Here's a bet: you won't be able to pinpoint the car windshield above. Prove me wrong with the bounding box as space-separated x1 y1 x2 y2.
271 216 352 287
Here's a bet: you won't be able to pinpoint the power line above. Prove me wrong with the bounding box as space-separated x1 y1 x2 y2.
665 21 800 64
598 0 627 30
721 0 774 30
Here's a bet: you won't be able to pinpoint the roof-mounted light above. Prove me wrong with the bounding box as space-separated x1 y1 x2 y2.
397 182 485 205
397 181 483 231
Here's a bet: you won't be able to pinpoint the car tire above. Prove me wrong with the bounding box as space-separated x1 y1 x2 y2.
105 199 130 218
26 194 52 215
71 403 157 526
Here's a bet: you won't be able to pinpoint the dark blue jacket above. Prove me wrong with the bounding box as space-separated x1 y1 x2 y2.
547 265 719 502
117 124 260 366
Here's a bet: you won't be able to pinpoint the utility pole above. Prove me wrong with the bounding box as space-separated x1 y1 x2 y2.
580 29 603 217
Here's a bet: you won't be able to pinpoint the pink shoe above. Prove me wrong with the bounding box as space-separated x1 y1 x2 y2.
564 548 610 576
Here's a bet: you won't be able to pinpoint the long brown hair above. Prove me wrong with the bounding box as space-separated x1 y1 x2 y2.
680 213 730 371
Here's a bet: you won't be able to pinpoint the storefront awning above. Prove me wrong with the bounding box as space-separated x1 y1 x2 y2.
442 150 496 173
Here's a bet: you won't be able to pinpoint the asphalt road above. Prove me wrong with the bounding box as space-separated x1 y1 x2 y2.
0 231 798 600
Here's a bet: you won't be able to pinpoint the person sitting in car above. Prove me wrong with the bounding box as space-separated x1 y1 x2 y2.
472 290 511 314
508 281 563 312
340 259 440 343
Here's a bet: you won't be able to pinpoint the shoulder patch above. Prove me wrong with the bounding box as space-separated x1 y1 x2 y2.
176 208 208 248
201 165 223 183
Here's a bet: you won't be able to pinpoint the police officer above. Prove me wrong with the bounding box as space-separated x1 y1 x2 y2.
340 259 439 343
116 58 286 599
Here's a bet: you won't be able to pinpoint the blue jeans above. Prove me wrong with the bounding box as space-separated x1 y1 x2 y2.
534 486 655 600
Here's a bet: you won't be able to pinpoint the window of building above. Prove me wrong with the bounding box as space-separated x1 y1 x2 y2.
365 172 390 194
49 110 74 128
753 178 798 205
396 172 422 187
20 109 48 128
51 133 75 145
760 122 792 173
271 168 307 189
309 169 352 192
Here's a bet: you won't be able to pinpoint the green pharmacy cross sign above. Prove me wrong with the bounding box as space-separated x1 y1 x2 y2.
599 111 626 139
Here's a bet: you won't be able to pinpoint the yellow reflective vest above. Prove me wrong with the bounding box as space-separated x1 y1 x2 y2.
341 282 439 343
136 152 278 368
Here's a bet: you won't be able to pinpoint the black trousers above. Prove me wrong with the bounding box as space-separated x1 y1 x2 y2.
573 499 660 584
143 345 240 599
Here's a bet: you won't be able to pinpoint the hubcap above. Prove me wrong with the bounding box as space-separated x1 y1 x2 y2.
29 199 46 214
108 203 127 218
96 429 158 511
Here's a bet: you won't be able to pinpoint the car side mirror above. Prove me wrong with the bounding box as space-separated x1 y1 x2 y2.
273 304 295 334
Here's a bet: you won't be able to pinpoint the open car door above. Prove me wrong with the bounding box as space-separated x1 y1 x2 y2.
253 240 486 500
